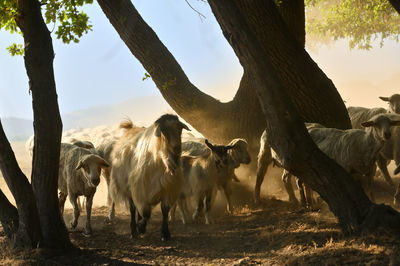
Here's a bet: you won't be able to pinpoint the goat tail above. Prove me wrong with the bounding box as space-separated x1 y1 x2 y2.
119 119 134 130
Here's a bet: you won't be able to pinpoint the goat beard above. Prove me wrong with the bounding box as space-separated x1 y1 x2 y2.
162 154 180 176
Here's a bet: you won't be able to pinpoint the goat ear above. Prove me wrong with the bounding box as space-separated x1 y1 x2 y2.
390 120 400 126
75 160 84 171
361 121 375 128
379 96 389 102
180 122 190 131
99 158 110 168
155 125 162 137
394 164 400 175
226 145 235 150
205 139 214 150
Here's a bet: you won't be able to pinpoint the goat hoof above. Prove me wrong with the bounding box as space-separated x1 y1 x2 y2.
70 222 77 229
82 231 92 237
130 228 139 239
137 223 146 235
161 232 171 242
104 217 114 225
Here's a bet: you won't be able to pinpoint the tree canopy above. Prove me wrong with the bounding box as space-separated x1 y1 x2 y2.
2 0 399 54
0 0 93 55
306 0 400 49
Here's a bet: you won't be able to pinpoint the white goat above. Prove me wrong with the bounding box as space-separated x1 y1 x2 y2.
108 114 190 241
58 143 110 236
99 120 145 221
175 140 234 224
255 114 400 205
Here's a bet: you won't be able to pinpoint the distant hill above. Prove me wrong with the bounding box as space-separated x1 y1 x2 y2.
2 96 172 141
1 117 33 141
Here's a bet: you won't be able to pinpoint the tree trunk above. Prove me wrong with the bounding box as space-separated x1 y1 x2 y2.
97 0 350 151
208 0 400 234
0 189 19 241
15 0 72 249
0 121 41 248
389 0 400 14
276 0 305 47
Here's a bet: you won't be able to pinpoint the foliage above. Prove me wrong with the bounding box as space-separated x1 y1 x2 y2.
305 0 400 49
0 0 93 55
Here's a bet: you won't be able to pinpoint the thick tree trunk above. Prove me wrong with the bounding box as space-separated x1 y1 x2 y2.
276 0 305 47
0 189 19 241
97 0 350 150
0 121 41 248
389 0 400 14
15 0 72 249
208 0 400 234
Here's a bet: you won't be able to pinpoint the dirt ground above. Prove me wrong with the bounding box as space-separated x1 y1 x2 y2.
1 142 400 265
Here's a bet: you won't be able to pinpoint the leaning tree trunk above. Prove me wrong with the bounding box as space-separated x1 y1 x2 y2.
97 0 350 151
0 121 41 248
208 0 400 234
0 189 18 240
15 0 72 249
276 0 305 47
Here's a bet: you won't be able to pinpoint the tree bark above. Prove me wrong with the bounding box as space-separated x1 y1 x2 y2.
15 0 72 249
389 0 400 14
97 0 350 151
208 0 400 234
0 189 19 241
276 0 305 47
0 121 41 248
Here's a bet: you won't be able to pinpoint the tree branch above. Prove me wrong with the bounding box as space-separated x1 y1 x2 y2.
0 188 18 240
0 120 41 248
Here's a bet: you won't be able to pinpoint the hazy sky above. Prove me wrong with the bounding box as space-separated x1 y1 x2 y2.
0 0 399 120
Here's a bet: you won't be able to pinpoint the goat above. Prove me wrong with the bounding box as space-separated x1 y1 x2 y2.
255 114 400 205
98 120 145 221
58 143 110 236
108 114 190 241
174 139 234 224
180 138 250 213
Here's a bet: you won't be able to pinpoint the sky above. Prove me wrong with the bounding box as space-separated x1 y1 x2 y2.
0 0 399 120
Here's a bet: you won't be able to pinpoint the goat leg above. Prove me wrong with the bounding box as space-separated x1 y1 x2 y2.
137 206 150 235
128 197 139 238
160 202 171 241
84 194 94 236
69 194 80 229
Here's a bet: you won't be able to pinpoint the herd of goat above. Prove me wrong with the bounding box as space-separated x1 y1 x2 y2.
25 94 400 240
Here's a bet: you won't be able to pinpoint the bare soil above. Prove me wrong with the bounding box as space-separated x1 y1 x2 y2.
1 142 400 265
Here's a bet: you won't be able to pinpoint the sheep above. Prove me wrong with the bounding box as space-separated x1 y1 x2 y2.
348 95 400 129
254 113 400 205
257 124 322 207
377 115 400 207
108 114 190 241
58 143 110 236
175 139 235 225
68 139 95 150
180 138 251 213
347 94 400 187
